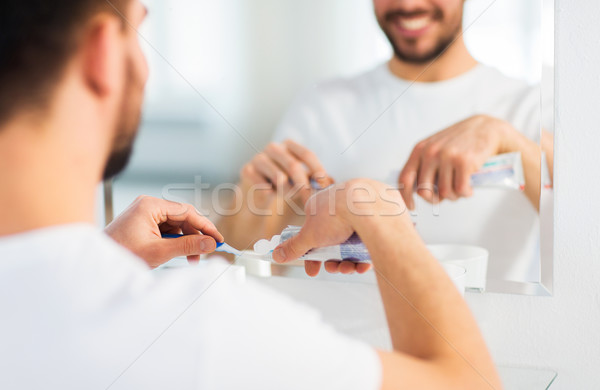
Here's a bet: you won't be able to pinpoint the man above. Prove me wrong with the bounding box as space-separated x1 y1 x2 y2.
219 0 554 281
0 0 502 389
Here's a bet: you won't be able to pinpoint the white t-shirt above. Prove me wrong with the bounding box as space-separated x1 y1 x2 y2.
274 63 553 282
0 225 380 390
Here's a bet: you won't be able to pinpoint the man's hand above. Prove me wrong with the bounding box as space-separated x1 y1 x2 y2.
276 179 501 389
272 179 407 277
105 196 224 268
217 140 332 256
240 139 334 208
398 115 514 209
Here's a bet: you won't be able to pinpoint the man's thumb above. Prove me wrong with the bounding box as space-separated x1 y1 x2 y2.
163 235 217 259
273 232 311 263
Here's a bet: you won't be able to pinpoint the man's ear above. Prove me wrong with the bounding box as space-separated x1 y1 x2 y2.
81 16 125 98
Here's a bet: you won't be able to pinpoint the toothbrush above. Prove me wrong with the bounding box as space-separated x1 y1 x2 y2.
215 242 243 257
161 233 243 257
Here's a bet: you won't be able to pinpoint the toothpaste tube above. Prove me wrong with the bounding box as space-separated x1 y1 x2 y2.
253 225 371 263
384 152 526 192
469 152 525 190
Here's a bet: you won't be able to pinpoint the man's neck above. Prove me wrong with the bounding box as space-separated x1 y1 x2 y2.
0 113 104 236
388 37 478 82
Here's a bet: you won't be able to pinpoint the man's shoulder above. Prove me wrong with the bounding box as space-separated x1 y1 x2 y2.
0 226 381 389
476 65 540 98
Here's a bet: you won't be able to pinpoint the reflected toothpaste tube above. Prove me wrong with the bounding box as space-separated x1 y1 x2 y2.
469 152 525 190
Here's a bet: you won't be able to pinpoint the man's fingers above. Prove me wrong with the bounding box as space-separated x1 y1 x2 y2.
398 169 416 211
187 255 200 264
312 171 335 189
399 146 423 210
264 143 310 189
253 153 289 190
304 260 322 277
240 163 271 187
283 139 326 175
324 260 369 274
158 200 224 243
356 263 372 274
437 163 456 201
265 140 334 194
160 234 217 261
416 158 438 203
339 261 357 274
324 261 340 273
454 165 474 197
272 231 312 263
181 224 209 265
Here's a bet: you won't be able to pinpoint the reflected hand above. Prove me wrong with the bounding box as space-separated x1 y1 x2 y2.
105 196 224 268
240 139 334 209
398 115 514 209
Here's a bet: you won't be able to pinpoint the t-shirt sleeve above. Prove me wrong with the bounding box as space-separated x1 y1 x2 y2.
202 279 382 390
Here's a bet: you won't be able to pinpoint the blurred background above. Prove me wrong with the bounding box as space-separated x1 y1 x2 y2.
110 0 554 220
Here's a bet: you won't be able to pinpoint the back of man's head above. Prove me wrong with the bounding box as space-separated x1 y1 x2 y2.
0 0 129 126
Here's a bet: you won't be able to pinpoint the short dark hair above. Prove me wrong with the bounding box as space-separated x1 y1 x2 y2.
0 0 129 126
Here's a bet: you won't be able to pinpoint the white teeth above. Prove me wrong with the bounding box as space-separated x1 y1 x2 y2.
398 16 431 31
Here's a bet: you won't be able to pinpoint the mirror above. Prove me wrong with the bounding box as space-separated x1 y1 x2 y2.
111 0 554 296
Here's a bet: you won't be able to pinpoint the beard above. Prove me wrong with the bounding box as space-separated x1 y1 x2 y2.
385 29 459 64
381 9 462 64
102 136 135 181
102 65 143 181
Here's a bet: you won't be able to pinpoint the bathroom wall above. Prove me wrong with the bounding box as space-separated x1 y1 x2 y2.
466 0 600 387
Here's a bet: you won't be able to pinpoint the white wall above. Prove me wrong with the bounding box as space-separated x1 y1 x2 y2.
465 0 600 387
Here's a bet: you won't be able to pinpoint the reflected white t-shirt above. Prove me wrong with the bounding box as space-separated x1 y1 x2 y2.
274 63 553 282
0 225 380 390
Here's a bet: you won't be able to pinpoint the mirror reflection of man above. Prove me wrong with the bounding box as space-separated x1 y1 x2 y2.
219 0 554 281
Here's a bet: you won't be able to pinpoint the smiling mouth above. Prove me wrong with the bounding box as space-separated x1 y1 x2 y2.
396 15 432 31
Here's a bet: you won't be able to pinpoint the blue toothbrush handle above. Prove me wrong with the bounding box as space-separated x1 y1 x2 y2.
161 233 183 239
